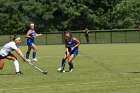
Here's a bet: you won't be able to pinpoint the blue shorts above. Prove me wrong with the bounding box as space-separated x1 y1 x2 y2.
70 49 78 56
27 39 35 46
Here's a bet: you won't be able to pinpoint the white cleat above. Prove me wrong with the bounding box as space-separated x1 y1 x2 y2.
69 68 74 72
62 70 65 73
57 67 65 73
32 58 38 62
57 67 62 71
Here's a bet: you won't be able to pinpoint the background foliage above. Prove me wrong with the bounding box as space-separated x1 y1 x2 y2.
0 0 140 34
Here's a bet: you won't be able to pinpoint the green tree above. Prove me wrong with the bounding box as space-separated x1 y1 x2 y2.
1 0 140 34
112 0 140 29
0 0 27 34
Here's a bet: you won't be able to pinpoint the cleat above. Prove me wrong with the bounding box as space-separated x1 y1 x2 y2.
60 68 65 73
16 71 22 75
57 67 62 71
58 67 65 73
32 58 38 62
61 70 65 73
62 70 65 73
69 68 74 72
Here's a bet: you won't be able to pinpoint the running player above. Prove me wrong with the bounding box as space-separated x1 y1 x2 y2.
58 31 80 72
25 23 42 62
0 36 29 75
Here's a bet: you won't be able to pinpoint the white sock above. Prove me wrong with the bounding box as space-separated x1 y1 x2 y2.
13 60 19 72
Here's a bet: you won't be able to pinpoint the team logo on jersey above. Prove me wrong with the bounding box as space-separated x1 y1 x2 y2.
68 41 71 44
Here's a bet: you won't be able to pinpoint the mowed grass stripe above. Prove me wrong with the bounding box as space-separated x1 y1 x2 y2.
1 44 140 93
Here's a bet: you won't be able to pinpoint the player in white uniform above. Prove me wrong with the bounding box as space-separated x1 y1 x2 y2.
0 36 29 75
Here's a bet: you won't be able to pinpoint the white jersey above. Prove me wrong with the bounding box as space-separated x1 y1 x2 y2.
0 41 18 57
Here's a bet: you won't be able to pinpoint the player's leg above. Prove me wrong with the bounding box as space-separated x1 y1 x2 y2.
0 59 4 70
68 54 75 72
58 52 67 72
6 53 21 74
87 37 89 43
26 46 31 61
68 49 78 72
31 44 38 61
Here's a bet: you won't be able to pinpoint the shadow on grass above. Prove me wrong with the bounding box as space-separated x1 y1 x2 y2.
0 73 15 75
129 71 140 74
57 70 70 73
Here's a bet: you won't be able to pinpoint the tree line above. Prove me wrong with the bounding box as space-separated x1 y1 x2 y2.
0 0 140 34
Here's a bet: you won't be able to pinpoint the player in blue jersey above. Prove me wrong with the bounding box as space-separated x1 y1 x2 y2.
25 23 42 62
58 31 80 72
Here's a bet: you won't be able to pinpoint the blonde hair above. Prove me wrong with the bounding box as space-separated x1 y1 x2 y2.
30 23 35 27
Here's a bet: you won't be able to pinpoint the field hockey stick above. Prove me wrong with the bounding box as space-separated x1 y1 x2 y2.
28 61 47 74
61 51 71 68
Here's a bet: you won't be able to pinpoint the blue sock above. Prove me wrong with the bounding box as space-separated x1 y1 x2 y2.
61 59 66 69
33 51 36 59
26 52 30 59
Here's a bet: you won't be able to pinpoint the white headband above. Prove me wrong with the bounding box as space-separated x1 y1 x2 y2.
15 37 21 41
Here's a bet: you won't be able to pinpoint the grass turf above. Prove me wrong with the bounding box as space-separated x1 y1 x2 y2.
1 44 140 93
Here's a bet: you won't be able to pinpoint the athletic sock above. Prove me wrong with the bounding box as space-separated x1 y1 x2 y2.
69 62 74 69
33 51 36 59
61 59 66 70
14 60 19 72
26 51 30 59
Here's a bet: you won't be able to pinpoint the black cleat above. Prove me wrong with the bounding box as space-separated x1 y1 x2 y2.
16 71 22 75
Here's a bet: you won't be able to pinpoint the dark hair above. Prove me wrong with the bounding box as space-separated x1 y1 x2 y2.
65 30 72 37
13 34 17 41
13 34 20 41
13 37 18 41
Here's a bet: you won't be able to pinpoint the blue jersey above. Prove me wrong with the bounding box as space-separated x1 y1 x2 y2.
27 30 36 46
65 38 78 55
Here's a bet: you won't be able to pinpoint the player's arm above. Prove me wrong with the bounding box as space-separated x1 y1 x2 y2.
35 33 42 37
15 48 29 63
64 40 69 57
25 30 32 38
71 38 80 51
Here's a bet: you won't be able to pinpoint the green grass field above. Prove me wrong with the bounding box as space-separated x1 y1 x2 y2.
1 44 140 93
